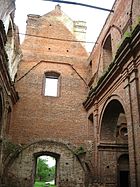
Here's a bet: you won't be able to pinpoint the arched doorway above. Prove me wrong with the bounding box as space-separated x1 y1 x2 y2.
102 34 112 71
99 99 130 185
5 140 85 187
100 99 127 142
118 154 130 187
34 153 59 187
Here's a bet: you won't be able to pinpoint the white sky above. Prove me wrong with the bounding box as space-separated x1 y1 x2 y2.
15 0 115 52
45 78 58 97
40 155 56 167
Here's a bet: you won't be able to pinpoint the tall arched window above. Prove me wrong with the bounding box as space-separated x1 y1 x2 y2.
88 113 93 126
103 34 112 71
5 20 13 62
44 72 60 97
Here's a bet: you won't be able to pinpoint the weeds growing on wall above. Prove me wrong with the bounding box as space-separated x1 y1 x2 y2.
2 138 22 162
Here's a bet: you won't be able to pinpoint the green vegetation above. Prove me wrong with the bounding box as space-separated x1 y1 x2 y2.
34 181 46 187
3 138 22 162
75 145 86 155
34 157 56 187
88 23 140 98
34 181 56 187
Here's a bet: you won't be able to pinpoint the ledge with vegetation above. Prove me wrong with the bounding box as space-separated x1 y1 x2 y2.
83 23 140 110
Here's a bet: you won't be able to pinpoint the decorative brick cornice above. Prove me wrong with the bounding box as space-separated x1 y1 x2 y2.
83 23 140 110
97 142 128 150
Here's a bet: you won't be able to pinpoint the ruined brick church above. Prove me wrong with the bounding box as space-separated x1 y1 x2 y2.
0 0 140 186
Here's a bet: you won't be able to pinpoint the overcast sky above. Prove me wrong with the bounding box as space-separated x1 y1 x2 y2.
15 0 115 52
40 155 56 167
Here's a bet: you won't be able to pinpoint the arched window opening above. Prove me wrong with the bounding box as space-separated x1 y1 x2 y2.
44 72 60 97
89 60 92 68
7 21 13 45
100 99 126 143
34 155 57 187
118 154 130 187
5 20 13 53
88 113 94 138
103 34 112 71
5 19 14 69
88 113 93 125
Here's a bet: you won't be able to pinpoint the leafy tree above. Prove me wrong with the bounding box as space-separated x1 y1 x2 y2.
35 157 55 182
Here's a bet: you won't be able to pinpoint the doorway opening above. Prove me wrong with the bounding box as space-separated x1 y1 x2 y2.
118 154 130 187
120 171 129 187
34 155 57 187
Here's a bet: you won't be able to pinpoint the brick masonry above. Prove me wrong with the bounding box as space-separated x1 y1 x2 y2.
6 5 90 187
1 0 140 187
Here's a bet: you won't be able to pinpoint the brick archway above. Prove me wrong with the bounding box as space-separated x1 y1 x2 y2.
5 140 86 187
99 95 127 140
100 99 126 142
98 96 129 185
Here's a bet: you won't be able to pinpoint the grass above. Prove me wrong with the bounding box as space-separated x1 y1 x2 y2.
34 181 56 187
34 181 46 187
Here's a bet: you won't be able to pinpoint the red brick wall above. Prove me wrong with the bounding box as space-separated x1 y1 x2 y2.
9 8 89 146
10 60 88 145
83 0 140 186
89 0 140 82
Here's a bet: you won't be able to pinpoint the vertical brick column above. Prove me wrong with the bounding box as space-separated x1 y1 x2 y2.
93 101 100 183
124 66 139 187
